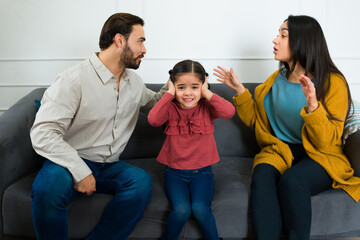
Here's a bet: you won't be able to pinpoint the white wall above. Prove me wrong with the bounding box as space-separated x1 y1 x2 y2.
1 0 359 115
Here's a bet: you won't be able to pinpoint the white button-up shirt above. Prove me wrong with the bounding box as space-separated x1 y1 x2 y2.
30 53 166 182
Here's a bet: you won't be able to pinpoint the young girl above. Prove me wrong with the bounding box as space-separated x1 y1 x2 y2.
215 15 360 240
148 60 235 240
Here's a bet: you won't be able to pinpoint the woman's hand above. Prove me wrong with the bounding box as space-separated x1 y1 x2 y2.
201 77 213 100
213 66 245 95
299 75 318 113
167 79 175 96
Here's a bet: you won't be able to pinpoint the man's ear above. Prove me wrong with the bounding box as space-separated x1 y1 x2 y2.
114 33 125 49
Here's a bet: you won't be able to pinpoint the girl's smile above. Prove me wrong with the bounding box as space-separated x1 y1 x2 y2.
174 73 202 109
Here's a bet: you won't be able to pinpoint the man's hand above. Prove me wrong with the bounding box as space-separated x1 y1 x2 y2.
74 174 96 195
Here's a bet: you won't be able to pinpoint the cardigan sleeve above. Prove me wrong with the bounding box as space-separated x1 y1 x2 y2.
300 74 348 150
147 92 174 127
232 89 257 131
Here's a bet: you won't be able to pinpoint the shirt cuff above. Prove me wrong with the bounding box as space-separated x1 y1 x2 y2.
163 91 175 100
208 93 220 102
69 160 92 183
232 89 252 106
301 101 327 125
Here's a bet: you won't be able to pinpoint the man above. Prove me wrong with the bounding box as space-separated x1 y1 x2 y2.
30 13 166 240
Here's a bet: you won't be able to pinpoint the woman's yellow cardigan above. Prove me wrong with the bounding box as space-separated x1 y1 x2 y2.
233 69 360 201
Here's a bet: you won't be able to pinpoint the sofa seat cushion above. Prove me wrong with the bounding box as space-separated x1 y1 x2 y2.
2 157 254 239
128 156 255 239
2 172 113 239
4 156 360 239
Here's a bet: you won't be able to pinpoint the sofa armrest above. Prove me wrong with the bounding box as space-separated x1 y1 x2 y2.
344 130 360 177
0 88 46 200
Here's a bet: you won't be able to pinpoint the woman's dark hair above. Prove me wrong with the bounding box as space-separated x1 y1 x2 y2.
281 15 353 120
169 60 209 84
99 13 144 50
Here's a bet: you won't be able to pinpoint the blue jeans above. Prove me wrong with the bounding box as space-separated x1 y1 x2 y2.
31 159 152 240
163 166 219 240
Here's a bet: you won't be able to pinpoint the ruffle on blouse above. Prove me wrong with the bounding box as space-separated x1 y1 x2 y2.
164 119 213 135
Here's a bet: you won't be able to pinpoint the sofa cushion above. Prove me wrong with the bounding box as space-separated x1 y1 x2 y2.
5 154 360 239
127 156 255 239
2 156 254 239
120 84 260 161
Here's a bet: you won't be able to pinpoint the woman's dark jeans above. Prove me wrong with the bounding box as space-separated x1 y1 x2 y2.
250 143 333 240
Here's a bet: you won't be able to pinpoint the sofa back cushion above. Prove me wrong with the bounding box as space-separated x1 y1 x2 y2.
120 83 259 159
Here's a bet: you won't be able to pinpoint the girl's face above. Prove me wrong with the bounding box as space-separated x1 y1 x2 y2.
174 73 202 109
273 21 292 64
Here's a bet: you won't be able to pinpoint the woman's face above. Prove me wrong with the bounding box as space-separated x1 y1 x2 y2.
273 21 292 64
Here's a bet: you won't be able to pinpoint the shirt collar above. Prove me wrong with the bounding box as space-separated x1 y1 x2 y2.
89 53 115 84
90 53 130 84
120 69 130 82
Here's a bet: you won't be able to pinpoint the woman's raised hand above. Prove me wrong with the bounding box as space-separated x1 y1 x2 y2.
213 66 245 95
299 75 318 113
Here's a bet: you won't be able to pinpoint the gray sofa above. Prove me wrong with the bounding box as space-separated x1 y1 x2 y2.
1 83 360 240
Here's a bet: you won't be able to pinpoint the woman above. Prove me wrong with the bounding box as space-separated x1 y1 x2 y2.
214 15 360 240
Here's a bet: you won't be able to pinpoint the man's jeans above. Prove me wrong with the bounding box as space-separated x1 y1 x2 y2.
31 159 152 240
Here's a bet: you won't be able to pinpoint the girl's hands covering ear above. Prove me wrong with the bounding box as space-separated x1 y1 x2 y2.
299 75 318 113
167 79 175 96
214 66 245 95
202 77 213 100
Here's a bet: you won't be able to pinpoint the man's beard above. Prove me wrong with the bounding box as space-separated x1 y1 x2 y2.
119 44 143 69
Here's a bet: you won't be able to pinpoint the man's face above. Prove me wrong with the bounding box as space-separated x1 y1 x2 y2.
119 24 146 69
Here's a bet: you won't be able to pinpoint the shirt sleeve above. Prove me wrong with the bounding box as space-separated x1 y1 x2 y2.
30 73 92 182
147 92 174 127
140 83 168 113
208 93 235 119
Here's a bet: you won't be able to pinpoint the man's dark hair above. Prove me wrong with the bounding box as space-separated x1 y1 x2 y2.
99 13 144 50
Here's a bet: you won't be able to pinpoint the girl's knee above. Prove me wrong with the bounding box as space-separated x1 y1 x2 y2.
172 204 191 222
191 202 210 220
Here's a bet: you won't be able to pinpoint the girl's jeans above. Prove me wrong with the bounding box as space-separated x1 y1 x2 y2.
31 159 152 240
163 166 219 240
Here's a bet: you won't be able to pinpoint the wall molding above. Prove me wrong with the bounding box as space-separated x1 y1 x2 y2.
0 84 49 87
1 57 360 62
0 57 273 62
